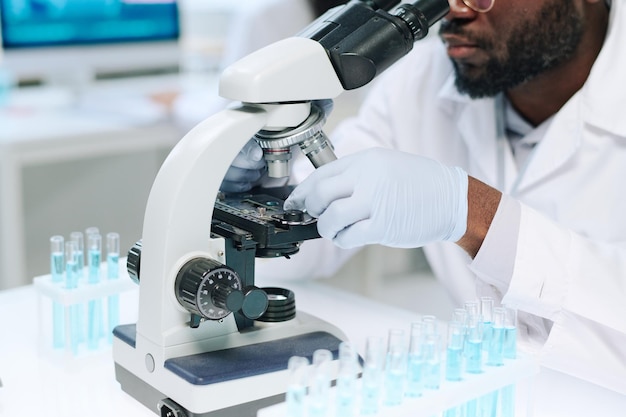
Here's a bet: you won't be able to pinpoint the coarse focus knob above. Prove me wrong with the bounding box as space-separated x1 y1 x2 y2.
126 240 142 285
175 258 243 321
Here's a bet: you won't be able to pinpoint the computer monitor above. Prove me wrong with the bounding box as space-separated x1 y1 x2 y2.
0 0 181 86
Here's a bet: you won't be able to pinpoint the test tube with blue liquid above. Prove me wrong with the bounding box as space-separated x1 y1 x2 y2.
87 233 103 349
360 335 385 415
106 232 120 343
286 356 309 417
405 321 425 398
336 341 359 417
69 231 85 280
384 329 407 406
308 349 332 417
445 321 464 382
65 240 80 354
420 315 441 391
423 334 441 390
499 306 518 417
50 235 65 348
465 313 484 374
481 297 494 351
487 307 505 367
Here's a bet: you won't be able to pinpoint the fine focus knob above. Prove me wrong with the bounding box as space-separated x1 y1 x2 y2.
175 258 243 321
213 284 245 313
241 286 270 320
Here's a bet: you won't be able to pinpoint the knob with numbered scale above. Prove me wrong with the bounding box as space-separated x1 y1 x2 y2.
175 258 268 325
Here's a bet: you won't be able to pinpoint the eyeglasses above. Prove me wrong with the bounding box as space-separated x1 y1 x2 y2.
452 0 495 13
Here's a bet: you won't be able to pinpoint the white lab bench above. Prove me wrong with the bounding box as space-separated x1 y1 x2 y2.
0 82 185 290
0 277 624 417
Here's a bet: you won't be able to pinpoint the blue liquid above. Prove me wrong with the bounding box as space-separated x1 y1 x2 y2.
445 346 463 381
503 327 517 359
423 361 441 390
108 295 119 343
107 253 119 280
75 251 85 280
88 299 103 349
405 356 424 398
88 249 101 284
480 390 499 417
308 400 327 417
336 376 357 417
482 321 493 351
384 369 405 406
51 253 64 282
336 392 356 417
65 260 80 354
286 386 306 417
107 253 120 342
465 339 483 374
487 327 504 366
500 384 515 417
444 405 463 417
360 371 382 415
50 252 65 348
465 398 478 417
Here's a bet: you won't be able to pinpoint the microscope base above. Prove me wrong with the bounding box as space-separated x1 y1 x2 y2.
113 313 349 416
115 364 285 417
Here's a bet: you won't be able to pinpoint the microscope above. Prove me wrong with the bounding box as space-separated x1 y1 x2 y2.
112 1 449 416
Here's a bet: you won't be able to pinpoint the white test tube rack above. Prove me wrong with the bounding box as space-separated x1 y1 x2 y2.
258 342 539 417
33 257 136 359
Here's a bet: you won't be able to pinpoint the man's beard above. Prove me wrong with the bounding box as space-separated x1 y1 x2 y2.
439 0 584 98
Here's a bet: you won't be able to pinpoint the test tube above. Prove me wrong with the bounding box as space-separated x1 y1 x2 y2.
65 240 80 354
481 297 494 351
106 232 120 343
336 342 359 417
85 226 100 237
309 349 333 417
503 306 517 359
50 236 65 348
463 301 479 318
423 333 441 390
286 356 309 417
421 315 438 336
487 307 505 366
87 233 102 284
405 322 425 398
360 336 385 415
465 314 484 374
445 321 464 382
384 329 407 406
87 233 103 349
70 231 85 279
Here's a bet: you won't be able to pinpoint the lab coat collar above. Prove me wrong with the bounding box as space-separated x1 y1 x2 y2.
437 0 623 193
438 77 518 191
581 0 626 137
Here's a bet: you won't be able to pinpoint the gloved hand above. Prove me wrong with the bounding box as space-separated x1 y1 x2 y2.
284 148 469 249
220 139 266 192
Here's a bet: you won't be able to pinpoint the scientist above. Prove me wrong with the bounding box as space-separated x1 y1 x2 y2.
226 0 625 396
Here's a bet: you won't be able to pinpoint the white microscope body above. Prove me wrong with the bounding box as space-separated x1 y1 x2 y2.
112 38 347 417
112 1 449 415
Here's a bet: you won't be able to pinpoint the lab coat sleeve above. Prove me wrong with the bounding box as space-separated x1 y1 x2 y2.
476 201 626 393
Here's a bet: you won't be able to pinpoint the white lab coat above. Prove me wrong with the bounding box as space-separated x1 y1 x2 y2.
258 0 626 396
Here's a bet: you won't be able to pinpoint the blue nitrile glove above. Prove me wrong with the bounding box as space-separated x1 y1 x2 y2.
220 139 267 192
283 148 468 249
